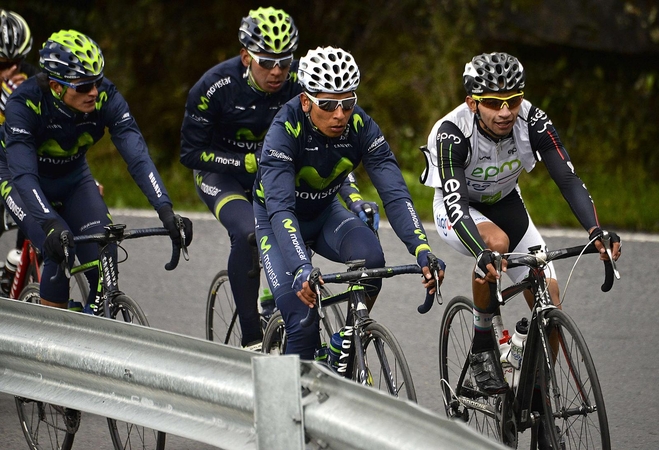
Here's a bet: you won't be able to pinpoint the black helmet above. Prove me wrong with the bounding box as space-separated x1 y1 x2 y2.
463 52 525 95
0 10 32 60
238 7 299 54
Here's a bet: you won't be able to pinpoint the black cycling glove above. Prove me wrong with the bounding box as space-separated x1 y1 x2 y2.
157 205 193 247
42 218 74 264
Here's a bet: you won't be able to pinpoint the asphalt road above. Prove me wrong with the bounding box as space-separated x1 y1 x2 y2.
1 210 657 449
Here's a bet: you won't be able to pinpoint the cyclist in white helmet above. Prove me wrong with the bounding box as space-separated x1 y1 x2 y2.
180 8 377 349
253 46 445 360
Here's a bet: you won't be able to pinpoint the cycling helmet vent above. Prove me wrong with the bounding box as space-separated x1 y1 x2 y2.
463 52 525 95
0 10 32 60
299 46 360 93
39 30 104 80
239 7 298 54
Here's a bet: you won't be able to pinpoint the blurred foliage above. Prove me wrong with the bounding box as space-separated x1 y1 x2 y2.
5 0 659 230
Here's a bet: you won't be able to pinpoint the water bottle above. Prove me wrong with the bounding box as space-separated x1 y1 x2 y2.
498 330 515 387
0 249 21 294
328 326 353 374
259 288 275 320
506 317 529 371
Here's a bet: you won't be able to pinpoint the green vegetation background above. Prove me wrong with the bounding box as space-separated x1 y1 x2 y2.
8 0 659 231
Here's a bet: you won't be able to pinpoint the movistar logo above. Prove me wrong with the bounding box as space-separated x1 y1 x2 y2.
0 181 11 199
38 132 94 157
25 99 41 115
296 157 354 189
414 229 427 241
283 218 296 233
95 91 108 110
260 236 271 253
256 181 264 200
195 174 203 186
201 152 215 162
285 121 301 138
352 113 364 131
236 128 266 141
198 97 210 111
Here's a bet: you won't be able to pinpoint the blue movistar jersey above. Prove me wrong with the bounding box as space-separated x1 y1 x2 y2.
0 74 171 225
180 55 303 187
255 96 430 272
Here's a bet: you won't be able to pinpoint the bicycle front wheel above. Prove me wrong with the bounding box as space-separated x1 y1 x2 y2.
14 284 78 450
107 294 166 450
262 309 286 355
205 270 242 346
438 296 499 440
356 322 417 402
541 308 610 450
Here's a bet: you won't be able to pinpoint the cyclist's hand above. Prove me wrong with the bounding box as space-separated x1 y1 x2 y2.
158 205 193 247
418 251 446 293
589 227 621 261
474 249 506 284
292 264 318 307
42 218 74 264
245 152 258 174
348 200 380 231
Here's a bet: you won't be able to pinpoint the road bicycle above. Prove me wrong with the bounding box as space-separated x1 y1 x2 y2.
205 232 344 349
433 237 619 449
14 222 188 450
0 202 89 304
264 259 440 402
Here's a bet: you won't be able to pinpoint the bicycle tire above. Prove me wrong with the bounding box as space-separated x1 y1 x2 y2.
261 287 343 355
14 283 78 450
262 309 286 355
540 308 610 450
205 270 242 346
106 294 166 450
357 321 417 402
438 295 500 441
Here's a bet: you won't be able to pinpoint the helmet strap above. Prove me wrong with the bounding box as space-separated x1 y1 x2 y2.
246 65 267 94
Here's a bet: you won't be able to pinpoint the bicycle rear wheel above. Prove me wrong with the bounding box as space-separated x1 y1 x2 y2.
261 287 344 355
14 283 79 450
541 308 610 450
438 296 500 440
356 322 417 402
205 270 242 346
106 294 166 450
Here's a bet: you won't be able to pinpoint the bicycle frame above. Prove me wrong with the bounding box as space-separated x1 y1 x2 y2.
8 238 41 299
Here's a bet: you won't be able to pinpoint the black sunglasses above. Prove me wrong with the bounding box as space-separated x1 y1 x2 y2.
305 92 358 112
51 76 104 94
247 50 294 70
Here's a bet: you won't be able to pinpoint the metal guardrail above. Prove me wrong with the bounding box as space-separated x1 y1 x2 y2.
0 297 504 449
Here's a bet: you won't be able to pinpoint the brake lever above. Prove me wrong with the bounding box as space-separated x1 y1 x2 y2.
601 231 620 280
492 251 503 305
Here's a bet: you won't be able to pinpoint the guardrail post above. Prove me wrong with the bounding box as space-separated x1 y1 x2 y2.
253 355 304 449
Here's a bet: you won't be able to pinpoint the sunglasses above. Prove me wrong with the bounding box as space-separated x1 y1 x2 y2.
305 92 358 112
471 92 524 110
247 50 293 70
51 76 104 94
0 59 22 70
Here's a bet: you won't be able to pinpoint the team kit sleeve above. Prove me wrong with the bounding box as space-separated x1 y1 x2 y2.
434 121 488 257
359 117 431 258
179 76 256 174
258 113 311 274
103 84 172 211
3 89 58 225
527 106 599 231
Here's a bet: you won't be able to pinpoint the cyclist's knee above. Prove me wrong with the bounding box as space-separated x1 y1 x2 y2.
339 226 385 268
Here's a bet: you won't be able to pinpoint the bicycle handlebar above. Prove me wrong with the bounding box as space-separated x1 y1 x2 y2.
500 239 620 295
300 264 425 328
51 224 188 282
417 254 444 314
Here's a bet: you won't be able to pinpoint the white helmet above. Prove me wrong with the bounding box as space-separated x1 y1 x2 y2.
298 46 360 93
